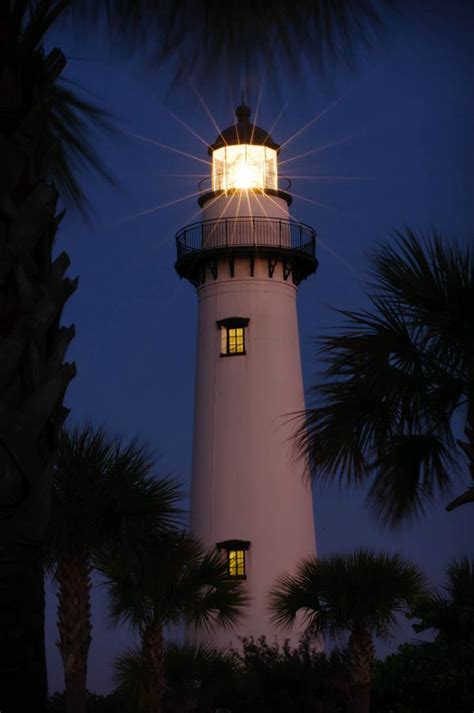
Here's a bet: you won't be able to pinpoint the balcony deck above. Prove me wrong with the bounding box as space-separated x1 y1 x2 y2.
175 216 318 286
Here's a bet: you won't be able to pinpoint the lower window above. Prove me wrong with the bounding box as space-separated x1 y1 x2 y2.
216 539 251 579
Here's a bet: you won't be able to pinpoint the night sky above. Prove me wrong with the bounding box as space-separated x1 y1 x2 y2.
45 3 473 694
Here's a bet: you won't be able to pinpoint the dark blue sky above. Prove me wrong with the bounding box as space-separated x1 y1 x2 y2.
45 4 473 694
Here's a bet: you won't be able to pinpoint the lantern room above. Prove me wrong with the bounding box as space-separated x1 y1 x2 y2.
209 104 280 193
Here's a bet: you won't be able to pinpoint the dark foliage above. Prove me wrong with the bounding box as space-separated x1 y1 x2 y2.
3 1 115 214
70 0 394 84
232 636 350 713
297 230 474 524
373 640 474 713
373 558 474 713
47 692 122 712
114 641 239 713
269 549 426 639
410 557 474 645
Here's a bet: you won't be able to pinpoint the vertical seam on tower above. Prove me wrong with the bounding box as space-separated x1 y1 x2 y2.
210 302 218 542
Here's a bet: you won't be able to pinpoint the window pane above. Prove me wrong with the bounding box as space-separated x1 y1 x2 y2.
227 549 245 577
236 551 245 576
221 325 245 355
213 158 225 190
221 327 228 354
228 550 237 576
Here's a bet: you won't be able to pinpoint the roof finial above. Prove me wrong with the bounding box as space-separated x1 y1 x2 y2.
235 98 251 123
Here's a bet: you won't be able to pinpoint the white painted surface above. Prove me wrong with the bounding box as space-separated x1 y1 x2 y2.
186 192 317 648
201 190 289 222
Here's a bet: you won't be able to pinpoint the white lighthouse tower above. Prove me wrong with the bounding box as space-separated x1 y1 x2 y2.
175 105 318 648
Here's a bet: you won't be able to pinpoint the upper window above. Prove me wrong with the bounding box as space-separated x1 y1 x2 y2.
217 317 249 357
217 540 251 579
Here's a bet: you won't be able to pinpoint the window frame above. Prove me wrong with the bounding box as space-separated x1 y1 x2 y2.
216 317 250 357
216 539 251 580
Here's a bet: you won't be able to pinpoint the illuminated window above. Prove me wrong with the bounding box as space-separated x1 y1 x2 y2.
217 317 249 357
217 540 250 579
212 145 278 192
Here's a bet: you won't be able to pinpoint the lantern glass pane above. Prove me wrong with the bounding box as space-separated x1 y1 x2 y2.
212 145 278 191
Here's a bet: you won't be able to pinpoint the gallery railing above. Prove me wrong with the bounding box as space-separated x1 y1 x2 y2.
176 217 316 259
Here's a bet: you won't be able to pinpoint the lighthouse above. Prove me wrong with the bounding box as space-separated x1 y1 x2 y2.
175 105 318 648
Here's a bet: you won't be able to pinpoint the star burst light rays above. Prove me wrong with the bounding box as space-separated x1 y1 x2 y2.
116 89 369 276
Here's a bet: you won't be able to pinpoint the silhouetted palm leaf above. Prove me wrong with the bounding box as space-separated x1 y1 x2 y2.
114 647 151 712
44 80 115 214
297 230 473 524
411 556 474 644
270 549 426 639
99 531 247 713
71 0 394 83
270 549 426 713
46 425 183 563
3 1 115 214
45 424 183 713
115 641 236 713
97 531 248 631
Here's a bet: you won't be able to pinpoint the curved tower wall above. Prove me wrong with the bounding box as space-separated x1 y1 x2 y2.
188 191 316 648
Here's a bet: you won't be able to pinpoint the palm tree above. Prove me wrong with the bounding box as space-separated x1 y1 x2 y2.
297 230 474 525
0 4 114 708
269 549 427 713
45 424 182 713
98 531 248 713
115 641 237 713
411 556 474 645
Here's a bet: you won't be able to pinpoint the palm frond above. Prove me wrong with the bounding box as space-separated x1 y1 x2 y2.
297 229 472 525
40 79 116 215
45 424 183 569
269 562 322 631
45 423 114 564
410 557 474 643
164 640 236 679
297 297 460 475
19 0 71 53
181 548 249 632
115 641 236 712
70 0 394 83
99 532 247 636
445 485 474 511
370 229 474 375
103 437 184 541
5 1 117 215
114 646 151 710
270 550 427 642
164 640 238 711
445 557 474 603
96 531 194 629
367 434 457 526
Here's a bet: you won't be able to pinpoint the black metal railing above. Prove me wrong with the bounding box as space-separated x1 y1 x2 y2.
176 217 316 259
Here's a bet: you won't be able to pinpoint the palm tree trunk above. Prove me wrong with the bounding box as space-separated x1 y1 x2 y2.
350 683 371 713
446 401 474 511
0 544 47 712
57 551 92 713
0 15 76 709
143 623 166 713
347 629 374 713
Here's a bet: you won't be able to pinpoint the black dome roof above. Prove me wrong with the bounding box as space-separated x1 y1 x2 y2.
209 104 280 154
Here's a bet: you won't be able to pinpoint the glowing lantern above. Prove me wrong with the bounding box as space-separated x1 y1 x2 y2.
210 104 279 192
212 144 278 191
